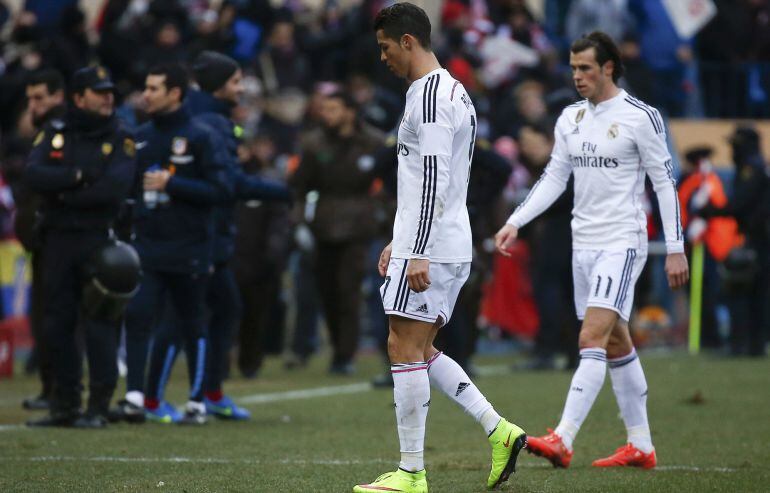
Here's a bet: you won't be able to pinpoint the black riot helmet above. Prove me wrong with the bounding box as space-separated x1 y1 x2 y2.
82 240 142 321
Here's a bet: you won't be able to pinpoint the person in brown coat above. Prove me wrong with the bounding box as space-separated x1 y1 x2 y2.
291 91 385 374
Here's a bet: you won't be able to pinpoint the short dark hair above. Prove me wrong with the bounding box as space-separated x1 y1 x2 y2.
326 90 358 111
570 31 625 83
374 2 431 49
148 62 189 100
26 69 65 95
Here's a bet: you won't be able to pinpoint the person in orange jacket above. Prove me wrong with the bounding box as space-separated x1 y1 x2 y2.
678 146 742 349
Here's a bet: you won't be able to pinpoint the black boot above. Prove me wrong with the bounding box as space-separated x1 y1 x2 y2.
73 412 108 429
22 394 51 411
77 392 111 428
27 409 78 427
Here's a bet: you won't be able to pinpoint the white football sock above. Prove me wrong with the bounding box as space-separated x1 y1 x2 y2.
427 352 502 435
608 348 654 453
392 362 430 472
125 390 144 408
554 348 607 451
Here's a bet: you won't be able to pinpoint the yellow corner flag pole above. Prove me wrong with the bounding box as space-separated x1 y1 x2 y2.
688 242 704 355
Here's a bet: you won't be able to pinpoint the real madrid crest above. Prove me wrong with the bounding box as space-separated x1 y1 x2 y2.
575 109 585 124
172 137 187 155
52 133 64 149
607 123 619 139
102 142 113 155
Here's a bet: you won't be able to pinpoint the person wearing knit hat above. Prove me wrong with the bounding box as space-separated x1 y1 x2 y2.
192 51 240 94
141 51 291 422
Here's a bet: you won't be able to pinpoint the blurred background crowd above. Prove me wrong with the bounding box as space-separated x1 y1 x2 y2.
0 0 767 389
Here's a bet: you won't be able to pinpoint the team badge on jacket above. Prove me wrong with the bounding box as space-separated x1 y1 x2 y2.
607 123 619 139
172 137 187 155
575 108 586 124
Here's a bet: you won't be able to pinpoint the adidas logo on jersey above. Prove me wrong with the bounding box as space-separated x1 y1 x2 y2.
455 382 470 396
415 303 428 313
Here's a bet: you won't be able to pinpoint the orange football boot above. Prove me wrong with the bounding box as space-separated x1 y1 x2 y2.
525 428 573 468
592 443 657 469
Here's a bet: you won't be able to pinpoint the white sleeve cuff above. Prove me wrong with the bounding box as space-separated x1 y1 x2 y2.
666 242 685 254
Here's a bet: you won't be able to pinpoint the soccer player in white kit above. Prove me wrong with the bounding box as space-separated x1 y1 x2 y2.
354 4 526 493
495 32 689 469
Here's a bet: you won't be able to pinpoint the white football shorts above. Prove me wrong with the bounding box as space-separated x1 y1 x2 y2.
381 259 470 327
573 248 648 321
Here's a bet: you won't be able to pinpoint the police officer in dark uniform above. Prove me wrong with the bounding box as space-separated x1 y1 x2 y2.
117 63 232 424
140 51 290 420
2 69 66 410
24 66 136 427
291 91 385 374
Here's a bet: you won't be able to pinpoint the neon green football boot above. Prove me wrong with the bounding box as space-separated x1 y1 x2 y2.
487 418 527 489
353 469 428 493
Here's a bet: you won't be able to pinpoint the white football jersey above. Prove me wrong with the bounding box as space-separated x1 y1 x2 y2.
507 89 684 254
392 68 476 263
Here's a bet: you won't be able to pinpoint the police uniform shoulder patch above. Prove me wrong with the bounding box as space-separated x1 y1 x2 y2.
102 142 113 155
52 133 65 149
124 138 136 158
33 131 45 147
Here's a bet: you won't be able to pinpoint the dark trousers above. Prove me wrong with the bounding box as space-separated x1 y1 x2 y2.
532 259 578 364
125 269 208 401
29 251 54 398
315 240 367 366
728 258 769 356
290 249 320 359
204 263 242 392
237 267 284 376
41 229 117 414
700 252 722 348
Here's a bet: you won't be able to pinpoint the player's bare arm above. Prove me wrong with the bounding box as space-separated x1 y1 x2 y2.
664 252 689 289
378 242 392 277
494 224 519 257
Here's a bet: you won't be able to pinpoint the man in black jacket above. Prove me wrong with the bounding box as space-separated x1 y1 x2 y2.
24 66 136 428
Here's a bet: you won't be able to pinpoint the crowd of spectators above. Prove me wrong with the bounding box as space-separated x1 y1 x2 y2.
0 0 767 375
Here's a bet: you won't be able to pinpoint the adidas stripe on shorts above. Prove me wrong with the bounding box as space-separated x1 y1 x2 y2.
381 258 470 326
573 248 647 321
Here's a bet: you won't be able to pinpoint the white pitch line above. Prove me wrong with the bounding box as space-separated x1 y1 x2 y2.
0 456 737 473
0 383 376 431
655 465 736 473
5 455 390 466
0 425 25 432
237 382 372 405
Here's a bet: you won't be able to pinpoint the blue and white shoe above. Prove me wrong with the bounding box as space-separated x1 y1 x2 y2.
204 395 251 420
145 401 182 424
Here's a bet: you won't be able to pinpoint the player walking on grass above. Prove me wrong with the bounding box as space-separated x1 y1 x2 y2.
354 4 526 492
495 32 689 469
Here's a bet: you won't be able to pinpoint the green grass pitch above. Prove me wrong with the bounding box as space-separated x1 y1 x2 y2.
1 351 768 492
